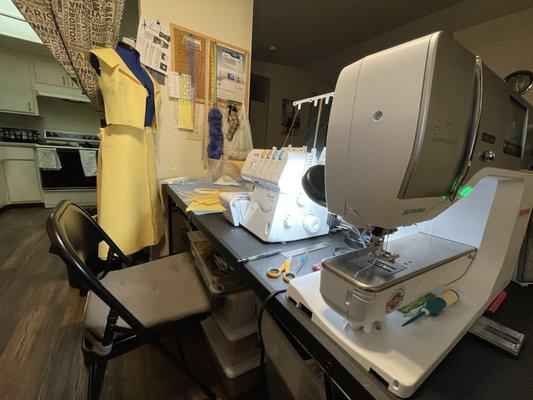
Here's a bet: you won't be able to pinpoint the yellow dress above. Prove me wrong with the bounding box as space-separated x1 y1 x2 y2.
88 48 163 258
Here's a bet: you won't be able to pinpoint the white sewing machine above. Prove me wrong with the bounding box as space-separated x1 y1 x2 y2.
287 31 533 397
238 146 329 242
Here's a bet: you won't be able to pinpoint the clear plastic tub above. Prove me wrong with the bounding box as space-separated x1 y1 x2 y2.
188 231 246 296
222 288 259 327
212 310 259 352
201 317 260 398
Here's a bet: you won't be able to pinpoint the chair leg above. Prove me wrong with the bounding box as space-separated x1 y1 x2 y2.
176 326 189 369
176 337 189 369
87 360 107 400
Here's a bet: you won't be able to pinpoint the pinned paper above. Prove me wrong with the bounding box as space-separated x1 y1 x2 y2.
186 102 204 141
176 99 194 130
136 15 170 75
167 72 192 99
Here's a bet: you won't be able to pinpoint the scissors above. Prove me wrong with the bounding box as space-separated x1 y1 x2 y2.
267 253 308 283
267 257 293 283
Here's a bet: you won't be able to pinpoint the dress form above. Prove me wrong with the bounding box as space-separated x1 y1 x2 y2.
89 41 155 127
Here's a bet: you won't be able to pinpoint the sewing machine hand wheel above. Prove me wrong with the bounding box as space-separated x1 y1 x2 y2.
302 164 327 207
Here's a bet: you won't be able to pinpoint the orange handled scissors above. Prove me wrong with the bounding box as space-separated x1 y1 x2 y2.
267 257 293 283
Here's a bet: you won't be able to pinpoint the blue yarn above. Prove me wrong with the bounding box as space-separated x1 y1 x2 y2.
208 108 224 159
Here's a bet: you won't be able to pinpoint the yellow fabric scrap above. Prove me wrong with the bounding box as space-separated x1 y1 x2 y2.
184 189 226 213
186 203 226 213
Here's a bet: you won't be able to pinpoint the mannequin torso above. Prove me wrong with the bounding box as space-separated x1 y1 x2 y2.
89 42 155 127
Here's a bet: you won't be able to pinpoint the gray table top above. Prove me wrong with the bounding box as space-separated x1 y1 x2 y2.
163 183 533 400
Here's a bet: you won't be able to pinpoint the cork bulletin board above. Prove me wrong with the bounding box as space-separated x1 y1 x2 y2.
169 23 251 159
170 24 208 102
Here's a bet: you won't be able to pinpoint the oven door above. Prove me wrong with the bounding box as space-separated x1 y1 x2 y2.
40 147 97 190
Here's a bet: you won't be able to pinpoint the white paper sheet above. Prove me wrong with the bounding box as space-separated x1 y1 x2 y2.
136 15 171 75
167 72 192 99
216 44 247 102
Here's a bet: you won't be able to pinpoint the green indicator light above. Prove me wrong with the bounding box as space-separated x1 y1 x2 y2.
458 186 473 197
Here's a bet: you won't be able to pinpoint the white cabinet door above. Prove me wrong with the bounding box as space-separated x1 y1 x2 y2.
0 53 36 115
4 160 42 203
68 76 80 89
33 59 69 87
0 165 7 209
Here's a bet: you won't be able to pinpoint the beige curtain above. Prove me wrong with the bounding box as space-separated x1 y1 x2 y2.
13 0 126 113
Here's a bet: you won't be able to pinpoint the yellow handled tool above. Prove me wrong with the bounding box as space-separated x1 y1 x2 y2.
267 257 293 283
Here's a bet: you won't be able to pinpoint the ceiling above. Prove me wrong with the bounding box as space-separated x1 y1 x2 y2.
252 0 466 66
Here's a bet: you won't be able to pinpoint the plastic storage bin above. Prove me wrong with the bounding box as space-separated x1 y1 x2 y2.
201 317 260 398
222 288 259 327
188 231 246 296
212 310 259 352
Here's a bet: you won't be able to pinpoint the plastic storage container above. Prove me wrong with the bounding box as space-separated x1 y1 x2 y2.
222 288 259 327
188 230 246 296
201 316 260 398
212 310 259 352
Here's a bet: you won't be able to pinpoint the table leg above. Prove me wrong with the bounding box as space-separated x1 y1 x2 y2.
167 190 174 255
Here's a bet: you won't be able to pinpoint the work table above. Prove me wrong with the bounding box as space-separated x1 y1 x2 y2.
164 183 533 400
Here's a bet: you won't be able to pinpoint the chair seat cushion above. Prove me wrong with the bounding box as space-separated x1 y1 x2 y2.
83 252 211 340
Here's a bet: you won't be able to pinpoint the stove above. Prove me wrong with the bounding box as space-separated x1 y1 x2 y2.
39 130 100 191
43 130 100 148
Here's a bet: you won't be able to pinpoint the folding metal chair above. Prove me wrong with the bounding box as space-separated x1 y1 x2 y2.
47 200 218 400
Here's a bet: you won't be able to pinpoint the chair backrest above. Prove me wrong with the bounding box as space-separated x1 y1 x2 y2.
46 200 145 332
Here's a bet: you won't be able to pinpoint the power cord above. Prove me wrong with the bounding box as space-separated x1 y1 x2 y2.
257 289 287 379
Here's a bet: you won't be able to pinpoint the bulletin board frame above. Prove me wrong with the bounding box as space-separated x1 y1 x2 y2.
169 23 251 160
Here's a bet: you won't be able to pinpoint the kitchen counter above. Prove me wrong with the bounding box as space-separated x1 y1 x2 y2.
0 141 39 148
0 141 97 208
0 142 99 151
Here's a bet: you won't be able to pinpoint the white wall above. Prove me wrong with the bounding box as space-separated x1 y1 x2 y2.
305 0 533 85
138 0 254 180
251 61 330 148
454 7 533 104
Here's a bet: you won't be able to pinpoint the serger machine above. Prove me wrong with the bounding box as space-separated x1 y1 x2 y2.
238 146 329 242
287 31 533 397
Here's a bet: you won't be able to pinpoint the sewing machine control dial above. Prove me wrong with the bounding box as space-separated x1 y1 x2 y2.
303 214 321 233
284 215 294 228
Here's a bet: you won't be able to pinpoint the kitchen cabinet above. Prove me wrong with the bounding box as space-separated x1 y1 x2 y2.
4 159 42 203
33 59 70 87
68 76 81 89
0 165 7 209
0 146 43 205
0 52 38 115
32 58 89 102
33 58 82 90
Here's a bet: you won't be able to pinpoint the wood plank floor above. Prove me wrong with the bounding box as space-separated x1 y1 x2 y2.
0 206 266 400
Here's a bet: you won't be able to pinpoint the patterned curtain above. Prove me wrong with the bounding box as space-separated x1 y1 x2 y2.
13 0 126 113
